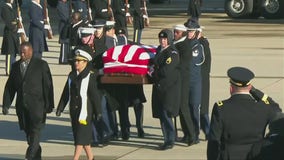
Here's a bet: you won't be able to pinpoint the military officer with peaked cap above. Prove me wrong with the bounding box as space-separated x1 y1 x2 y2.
207 66 282 160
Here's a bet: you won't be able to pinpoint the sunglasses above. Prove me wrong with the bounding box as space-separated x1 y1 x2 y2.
74 59 87 62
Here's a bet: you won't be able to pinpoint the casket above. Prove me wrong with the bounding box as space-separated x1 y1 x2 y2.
102 44 156 75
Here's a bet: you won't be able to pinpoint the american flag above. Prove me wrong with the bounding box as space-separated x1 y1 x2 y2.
103 44 157 75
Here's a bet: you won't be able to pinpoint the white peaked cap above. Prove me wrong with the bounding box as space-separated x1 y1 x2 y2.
77 27 96 38
75 49 93 61
173 24 188 31
106 21 116 26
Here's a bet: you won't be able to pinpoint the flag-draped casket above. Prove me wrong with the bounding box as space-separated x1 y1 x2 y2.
101 44 157 84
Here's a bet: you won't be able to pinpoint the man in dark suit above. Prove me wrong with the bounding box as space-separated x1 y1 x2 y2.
2 42 54 160
1 0 20 76
29 0 48 58
207 67 281 160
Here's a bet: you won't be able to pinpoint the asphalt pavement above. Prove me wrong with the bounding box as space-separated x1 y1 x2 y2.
0 1 283 160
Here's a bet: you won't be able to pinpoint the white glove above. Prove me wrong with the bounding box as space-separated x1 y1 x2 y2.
147 65 154 77
44 24 51 30
18 16 23 22
17 28 25 33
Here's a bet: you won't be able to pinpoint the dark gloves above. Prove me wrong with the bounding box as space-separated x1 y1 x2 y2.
95 114 102 121
56 110 61 117
250 86 264 101
250 86 279 109
2 108 9 115
93 114 102 121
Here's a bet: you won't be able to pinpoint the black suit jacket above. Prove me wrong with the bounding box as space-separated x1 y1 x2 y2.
2 57 54 130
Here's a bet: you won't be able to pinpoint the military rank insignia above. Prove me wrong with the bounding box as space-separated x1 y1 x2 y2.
166 57 172 64
217 101 223 107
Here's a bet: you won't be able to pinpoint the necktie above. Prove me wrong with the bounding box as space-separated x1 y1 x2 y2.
21 61 28 77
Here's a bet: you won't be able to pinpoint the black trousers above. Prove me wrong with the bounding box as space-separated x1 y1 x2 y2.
179 104 196 141
23 110 42 160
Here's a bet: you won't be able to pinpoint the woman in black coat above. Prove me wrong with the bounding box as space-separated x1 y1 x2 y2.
151 29 181 150
56 45 101 160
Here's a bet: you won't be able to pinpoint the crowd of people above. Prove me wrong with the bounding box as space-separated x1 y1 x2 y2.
1 0 283 160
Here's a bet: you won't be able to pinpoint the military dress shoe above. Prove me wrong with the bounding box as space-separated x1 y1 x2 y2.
137 128 145 138
177 136 199 146
187 138 199 146
121 128 130 140
177 136 188 143
157 143 174 150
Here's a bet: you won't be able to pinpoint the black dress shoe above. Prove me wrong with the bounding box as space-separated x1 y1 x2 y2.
121 128 130 140
177 136 188 142
137 128 145 138
187 138 200 146
158 143 174 150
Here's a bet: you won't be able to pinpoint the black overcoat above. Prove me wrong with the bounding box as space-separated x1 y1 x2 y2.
56 66 102 144
2 57 54 130
151 45 181 118
0 3 19 55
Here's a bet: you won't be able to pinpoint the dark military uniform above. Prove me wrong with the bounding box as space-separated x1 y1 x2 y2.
187 0 202 21
90 20 116 144
175 36 196 144
1 2 20 75
207 67 281 160
112 0 128 37
57 0 70 64
92 0 110 20
132 0 144 44
199 36 211 139
92 19 107 70
29 1 48 58
187 38 204 142
73 0 88 21
152 29 181 150
247 113 284 160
